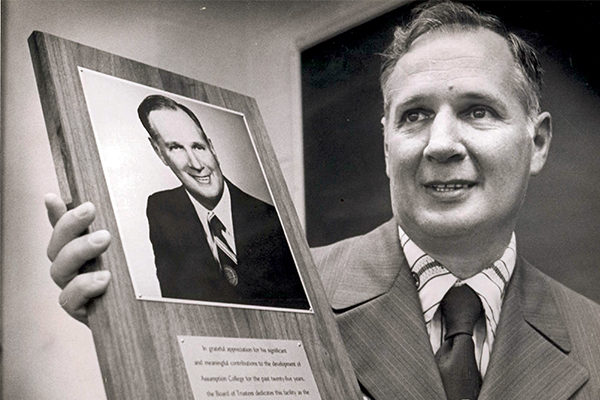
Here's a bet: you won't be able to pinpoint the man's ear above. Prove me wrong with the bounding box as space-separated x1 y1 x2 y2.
530 111 552 175
207 138 219 164
382 116 391 178
148 137 168 166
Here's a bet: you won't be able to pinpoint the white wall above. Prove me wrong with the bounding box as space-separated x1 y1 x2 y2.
1 1 402 398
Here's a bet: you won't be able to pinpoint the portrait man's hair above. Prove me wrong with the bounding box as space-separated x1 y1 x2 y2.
137 94 207 140
380 1 543 119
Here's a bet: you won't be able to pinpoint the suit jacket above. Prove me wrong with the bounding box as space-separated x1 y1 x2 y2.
146 182 308 309
312 219 600 400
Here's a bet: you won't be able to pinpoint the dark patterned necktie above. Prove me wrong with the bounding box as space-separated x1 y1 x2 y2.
208 214 239 286
435 285 483 400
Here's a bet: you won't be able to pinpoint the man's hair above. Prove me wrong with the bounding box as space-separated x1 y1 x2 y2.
137 94 206 140
380 1 543 118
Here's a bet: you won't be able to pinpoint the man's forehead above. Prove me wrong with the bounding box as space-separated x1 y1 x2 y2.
402 27 511 68
385 28 517 103
149 107 192 125
149 107 206 142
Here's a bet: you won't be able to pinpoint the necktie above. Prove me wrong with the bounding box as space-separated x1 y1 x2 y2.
435 285 483 400
208 214 239 286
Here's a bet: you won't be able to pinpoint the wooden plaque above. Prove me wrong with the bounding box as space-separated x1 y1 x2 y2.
29 31 361 399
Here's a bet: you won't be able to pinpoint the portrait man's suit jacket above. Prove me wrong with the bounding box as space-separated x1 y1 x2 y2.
313 219 600 400
146 182 308 309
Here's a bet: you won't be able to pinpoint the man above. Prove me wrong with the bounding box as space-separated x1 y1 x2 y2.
46 1 599 399
140 95 306 308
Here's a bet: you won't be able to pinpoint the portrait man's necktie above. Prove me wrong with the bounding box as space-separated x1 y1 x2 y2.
208 214 239 286
435 284 483 400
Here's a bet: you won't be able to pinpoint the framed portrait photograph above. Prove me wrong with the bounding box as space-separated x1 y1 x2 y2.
79 67 310 312
29 31 360 400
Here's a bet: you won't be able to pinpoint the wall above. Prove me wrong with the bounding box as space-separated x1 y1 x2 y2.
1 1 401 399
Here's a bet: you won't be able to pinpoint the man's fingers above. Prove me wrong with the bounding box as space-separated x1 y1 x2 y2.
45 194 112 324
50 230 111 289
58 270 112 325
44 193 68 227
47 201 97 261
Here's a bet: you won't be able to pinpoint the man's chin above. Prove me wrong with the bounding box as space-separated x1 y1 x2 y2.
185 182 222 203
421 223 477 239
401 213 485 239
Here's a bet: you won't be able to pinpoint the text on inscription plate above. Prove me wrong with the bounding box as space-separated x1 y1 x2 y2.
177 336 322 400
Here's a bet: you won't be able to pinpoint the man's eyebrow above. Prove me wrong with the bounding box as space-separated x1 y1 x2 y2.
459 92 508 114
392 94 427 110
163 140 207 147
389 91 510 116
390 95 428 119
391 93 427 121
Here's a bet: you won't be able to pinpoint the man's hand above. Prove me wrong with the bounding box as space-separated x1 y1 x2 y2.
45 193 112 324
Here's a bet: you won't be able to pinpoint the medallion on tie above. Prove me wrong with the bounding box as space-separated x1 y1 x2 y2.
223 265 239 286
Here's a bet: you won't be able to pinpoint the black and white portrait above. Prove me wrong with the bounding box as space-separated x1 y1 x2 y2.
80 69 309 310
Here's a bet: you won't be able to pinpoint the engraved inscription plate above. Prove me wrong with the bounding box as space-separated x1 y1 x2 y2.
178 336 322 400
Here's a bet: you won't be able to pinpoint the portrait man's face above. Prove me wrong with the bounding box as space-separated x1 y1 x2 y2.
148 107 225 209
383 28 551 241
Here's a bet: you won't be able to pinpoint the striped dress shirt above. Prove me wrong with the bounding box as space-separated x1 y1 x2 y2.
398 226 516 377
186 183 237 263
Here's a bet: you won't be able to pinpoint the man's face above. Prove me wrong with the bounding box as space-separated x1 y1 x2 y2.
148 108 224 209
383 28 551 243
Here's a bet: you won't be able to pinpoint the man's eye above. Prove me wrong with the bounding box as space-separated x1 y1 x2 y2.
401 110 430 124
168 144 183 151
467 106 492 119
192 144 206 151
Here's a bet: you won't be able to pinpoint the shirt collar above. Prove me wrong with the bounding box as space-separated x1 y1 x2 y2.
186 182 235 244
398 225 516 336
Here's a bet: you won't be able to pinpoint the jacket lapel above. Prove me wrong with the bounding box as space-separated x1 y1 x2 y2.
325 221 446 400
317 222 590 399
171 186 210 244
479 258 589 400
228 180 248 262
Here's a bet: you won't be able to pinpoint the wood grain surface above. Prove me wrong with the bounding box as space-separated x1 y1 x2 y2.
29 31 361 400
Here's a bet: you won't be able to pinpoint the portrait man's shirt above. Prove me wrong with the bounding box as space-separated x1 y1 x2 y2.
399 226 516 376
186 182 236 262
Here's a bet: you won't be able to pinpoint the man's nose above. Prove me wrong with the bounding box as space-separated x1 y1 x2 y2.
184 148 203 170
422 111 466 163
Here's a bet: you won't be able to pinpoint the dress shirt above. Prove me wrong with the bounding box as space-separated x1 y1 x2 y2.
398 226 516 377
185 183 236 262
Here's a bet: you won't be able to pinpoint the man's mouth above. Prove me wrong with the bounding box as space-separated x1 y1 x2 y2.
190 174 211 183
424 180 477 193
